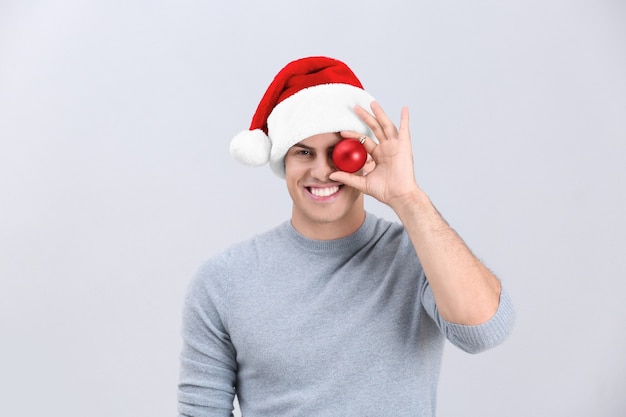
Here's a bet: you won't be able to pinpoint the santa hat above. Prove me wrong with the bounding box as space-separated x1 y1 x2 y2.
229 56 376 178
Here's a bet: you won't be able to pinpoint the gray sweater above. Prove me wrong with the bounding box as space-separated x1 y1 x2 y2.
178 213 515 417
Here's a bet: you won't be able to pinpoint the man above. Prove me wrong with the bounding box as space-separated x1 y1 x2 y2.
178 56 514 417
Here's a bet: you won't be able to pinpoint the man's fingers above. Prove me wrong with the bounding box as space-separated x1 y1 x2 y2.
354 104 387 141
328 170 367 192
370 101 399 140
399 106 410 140
360 135 378 154
340 130 378 154
354 101 410 143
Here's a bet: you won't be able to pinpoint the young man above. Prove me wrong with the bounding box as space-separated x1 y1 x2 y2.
178 56 514 417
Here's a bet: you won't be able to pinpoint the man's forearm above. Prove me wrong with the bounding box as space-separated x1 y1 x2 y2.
391 188 502 325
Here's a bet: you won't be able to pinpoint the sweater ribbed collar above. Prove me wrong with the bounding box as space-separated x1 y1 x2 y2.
282 212 378 253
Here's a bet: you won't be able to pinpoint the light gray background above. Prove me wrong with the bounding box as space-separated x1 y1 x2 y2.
1 1 625 416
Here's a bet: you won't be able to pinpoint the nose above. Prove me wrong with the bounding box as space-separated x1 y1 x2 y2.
310 153 336 181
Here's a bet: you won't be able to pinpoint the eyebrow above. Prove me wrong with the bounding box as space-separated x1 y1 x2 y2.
292 143 313 150
291 143 336 152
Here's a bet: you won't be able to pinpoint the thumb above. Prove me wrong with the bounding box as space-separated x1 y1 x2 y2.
329 171 367 193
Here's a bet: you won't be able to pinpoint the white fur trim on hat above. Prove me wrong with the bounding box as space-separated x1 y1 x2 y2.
267 83 375 178
230 129 272 167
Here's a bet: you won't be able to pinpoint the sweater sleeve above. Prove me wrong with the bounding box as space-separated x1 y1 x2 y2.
178 262 237 417
421 282 516 354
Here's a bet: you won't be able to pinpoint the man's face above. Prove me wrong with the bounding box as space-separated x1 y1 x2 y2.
284 132 365 239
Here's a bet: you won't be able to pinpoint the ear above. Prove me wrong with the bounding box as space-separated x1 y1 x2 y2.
362 154 376 176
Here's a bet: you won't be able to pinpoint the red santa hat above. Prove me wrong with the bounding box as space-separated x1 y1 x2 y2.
229 56 376 178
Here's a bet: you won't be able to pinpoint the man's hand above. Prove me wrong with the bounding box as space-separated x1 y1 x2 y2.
329 101 421 212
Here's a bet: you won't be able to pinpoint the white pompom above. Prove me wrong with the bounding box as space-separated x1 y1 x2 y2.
229 129 271 167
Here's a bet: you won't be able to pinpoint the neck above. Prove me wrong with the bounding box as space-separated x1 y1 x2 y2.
291 198 366 240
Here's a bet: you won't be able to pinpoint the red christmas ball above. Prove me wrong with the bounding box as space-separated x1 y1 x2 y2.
332 139 367 173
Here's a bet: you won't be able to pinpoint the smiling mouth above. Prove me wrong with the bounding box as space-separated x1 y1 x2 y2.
307 185 341 197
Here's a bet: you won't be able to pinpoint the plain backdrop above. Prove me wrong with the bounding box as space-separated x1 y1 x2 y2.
1 1 625 416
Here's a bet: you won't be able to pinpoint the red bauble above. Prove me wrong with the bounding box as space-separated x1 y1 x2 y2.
332 139 367 173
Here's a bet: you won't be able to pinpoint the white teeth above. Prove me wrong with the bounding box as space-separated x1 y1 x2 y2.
310 186 339 197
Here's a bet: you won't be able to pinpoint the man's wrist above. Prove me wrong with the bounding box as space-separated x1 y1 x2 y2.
390 187 432 220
